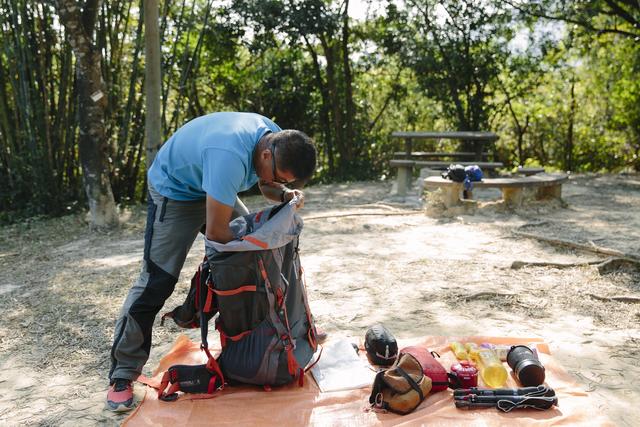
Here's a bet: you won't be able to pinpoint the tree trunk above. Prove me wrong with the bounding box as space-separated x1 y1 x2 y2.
566 80 576 172
169 0 199 133
303 35 334 177
341 0 355 158
161 0 187 134
320 35 344 173
55 0 118 228
144 0 162 168
504 89 527 165
0 52 15 189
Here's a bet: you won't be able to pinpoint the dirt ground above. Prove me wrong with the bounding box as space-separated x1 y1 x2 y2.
0 173 639 426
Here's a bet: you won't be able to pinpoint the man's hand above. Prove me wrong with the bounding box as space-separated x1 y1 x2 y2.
258 180 305 209
283 188 305 209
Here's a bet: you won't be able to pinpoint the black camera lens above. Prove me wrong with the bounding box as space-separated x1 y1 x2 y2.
506 345 545 386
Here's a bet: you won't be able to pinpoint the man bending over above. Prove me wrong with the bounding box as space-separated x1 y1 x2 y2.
107 112 316 411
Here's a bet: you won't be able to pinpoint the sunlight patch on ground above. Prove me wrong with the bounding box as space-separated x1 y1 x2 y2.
55 238 91 254
1 175 638 425
387 222 502 263
0 283 20 295
78 252 143 269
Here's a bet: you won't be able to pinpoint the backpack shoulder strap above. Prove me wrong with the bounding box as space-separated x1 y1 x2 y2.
199 258 225 386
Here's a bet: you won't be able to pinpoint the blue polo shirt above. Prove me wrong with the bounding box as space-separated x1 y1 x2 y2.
148 112 281 206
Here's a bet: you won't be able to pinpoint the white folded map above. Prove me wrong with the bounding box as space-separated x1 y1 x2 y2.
310 339 376 393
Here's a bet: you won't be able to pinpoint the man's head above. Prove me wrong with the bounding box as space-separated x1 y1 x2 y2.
257 130 316 185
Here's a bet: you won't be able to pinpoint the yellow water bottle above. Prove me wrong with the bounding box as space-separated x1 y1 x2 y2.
476 348 508 388
465 342 480 362
450 342 469 360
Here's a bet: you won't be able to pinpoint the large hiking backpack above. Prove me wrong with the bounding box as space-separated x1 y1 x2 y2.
159 199 319 399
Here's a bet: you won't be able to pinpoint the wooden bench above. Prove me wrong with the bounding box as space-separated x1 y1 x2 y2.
392 131 499 161
516 166 545 176
393 151 490 160
390 159 504 196
411 160 503 169
422 174 569 208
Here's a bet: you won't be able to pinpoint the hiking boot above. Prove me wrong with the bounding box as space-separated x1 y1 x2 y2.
106 378 134 412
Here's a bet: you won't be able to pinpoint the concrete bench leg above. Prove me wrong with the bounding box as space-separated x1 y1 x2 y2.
396 165 411 196
441 184 463 208
536 184 562 200
501 187 523 207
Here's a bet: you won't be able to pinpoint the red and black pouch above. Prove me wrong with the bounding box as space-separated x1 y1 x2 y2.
400 346 453 392
157 363 224 401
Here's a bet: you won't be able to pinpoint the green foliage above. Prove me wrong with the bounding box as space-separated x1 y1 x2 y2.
493 19 640 173
382 0 515 132
1 0 639 222
510 0 640 40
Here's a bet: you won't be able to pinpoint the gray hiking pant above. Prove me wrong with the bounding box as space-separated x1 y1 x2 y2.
109 184 249 381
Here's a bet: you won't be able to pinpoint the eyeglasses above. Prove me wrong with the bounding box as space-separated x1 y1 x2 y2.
270 142 296 185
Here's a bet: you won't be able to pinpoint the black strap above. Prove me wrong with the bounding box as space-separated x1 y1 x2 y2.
432 381 450 386
369 371 386 404
267 201 288 220
447 372 463 389
496 396 558 412
200 262 210 349
395 366 424 402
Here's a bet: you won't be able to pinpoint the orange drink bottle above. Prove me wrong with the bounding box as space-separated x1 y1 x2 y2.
450 342 469 360
465 342 481 362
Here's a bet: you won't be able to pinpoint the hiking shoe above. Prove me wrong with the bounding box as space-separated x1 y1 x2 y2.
107 378 134 412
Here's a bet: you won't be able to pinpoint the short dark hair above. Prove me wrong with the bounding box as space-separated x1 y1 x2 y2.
271 130 316 183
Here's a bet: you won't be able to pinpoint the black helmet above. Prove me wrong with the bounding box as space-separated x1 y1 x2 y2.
364 324 398 366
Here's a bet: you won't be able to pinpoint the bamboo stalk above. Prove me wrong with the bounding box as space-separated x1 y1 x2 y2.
162 0 188 133
116 3 143 164
169 0 199 132
129 96 146 200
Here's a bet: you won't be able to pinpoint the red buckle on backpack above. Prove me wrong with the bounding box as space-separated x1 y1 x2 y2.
201 344 225 386
203 279 215 313
281 335 300 376
276 288 284 307
158 370 181 401
281 334 294 349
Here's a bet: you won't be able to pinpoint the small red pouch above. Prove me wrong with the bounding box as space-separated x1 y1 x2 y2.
400 346 449 392
450 360 478 388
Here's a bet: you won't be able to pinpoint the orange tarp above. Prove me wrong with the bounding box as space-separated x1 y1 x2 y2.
123 335 612 426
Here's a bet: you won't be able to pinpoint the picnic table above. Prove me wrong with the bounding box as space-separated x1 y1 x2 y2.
391 131 499 161
390 159 504 196
389 131 503 196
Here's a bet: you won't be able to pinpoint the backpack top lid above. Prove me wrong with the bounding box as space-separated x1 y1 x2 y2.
204 198 303 253
365 324 398 366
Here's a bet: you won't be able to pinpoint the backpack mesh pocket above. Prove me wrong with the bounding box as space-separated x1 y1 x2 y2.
210 252 270 337
218 318 280 385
